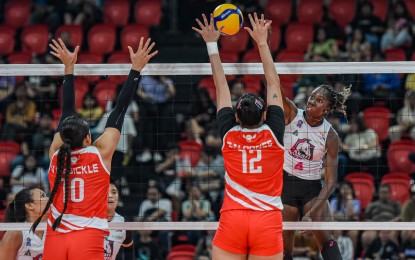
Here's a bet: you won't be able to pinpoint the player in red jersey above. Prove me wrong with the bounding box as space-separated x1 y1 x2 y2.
193 13 285 259
31 37 157 260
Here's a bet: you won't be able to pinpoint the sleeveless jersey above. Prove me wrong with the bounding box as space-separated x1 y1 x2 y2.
47 146 110 233
17 230 45 260
221 124 284 212
104 213 126 260
283 109 332 180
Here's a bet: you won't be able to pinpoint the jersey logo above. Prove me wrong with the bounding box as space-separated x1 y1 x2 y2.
26 237 31 246
293 130 298 136
24 249 31 256
33 254 43 260
104 238 114 258
71 156 79 164
289 138 315 160
242 133 257 142
297 120 304 128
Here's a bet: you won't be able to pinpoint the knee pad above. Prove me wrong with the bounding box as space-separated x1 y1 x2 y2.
321 239 342 260
283 250 293 260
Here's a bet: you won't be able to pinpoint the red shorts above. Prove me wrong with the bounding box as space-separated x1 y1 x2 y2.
213 209 283 256
43 226 105 260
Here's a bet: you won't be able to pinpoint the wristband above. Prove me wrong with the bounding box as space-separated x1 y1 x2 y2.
206 42 219 56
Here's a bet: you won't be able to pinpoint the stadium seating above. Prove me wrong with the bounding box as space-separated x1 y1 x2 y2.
87 24 116 55
362 107 390 142
297 0 324 24
328 0 355 29
167 251 195 260
369 0 388 21
0 25 15 55
404 0 415 19
387 140 415 174
108 52 130 64
198 76 216 101
219 29 249 53
276 50 305 62
241 75 262 94
7 52 32 64
344 174 375 209
120 25 150 51
21 25 49 55
285 23 314 53
135 0 162 27
265 0 292 25
384 48 407 61
0 141 20 177
345 172 375 183
178 140 203 168
103 0 130 26
58 78 89 110
77 52 104 83
170 244 196 253
93 80 118 109
242 50 261 63
382 172 411 182
218 51 239 63
381 177 411 204
253 24 281 52
55 25 84 48
4 0 31 29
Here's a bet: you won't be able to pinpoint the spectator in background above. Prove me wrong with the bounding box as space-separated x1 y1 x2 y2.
400 184 415 222
401 230 415 259
137 75 176 159
389 89 415 141
136 186 172 222
1 84 37 141
364 230 400 260
330 182 361 221
77 93 104 128
45 31 74 65
389 0 413 22
345 28 372 62
30 0 63 32
365 184 402 222
0 57 16 103
381 18 413 51
304 27 339 62
135 230 163 260
64 0 102 30
230 80 245 106
342 115 383 179
10 154 46 194
334 230 354 260
347 1 384 51
292 232 320 259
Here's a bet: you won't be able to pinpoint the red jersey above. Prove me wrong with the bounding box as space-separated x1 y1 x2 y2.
48 146 110 233
217 106 285 212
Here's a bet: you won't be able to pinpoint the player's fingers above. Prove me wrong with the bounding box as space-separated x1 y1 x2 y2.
49 43 59 53
244 27 253 36
58 38 68 51
50 51 60 58
148 50 158 59
146 42 156 53
195 18 205 30
202 13 209 27
138 37 144 52
192 27 203 34
254 12 260 26
127 46 134 56
261 14 265 26
51 39 62 50
73 46 80 55
210 13 215 28
248 13 256 28
143 38 151 51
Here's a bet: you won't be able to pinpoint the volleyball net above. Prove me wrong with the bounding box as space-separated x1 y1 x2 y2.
0 61 414 235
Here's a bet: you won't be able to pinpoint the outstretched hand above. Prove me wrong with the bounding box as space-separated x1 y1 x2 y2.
127 37 158 72
244 13 272 46
49 38 79 67
192 13 223 42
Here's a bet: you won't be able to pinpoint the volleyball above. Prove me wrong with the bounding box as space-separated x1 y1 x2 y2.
213 4 243 36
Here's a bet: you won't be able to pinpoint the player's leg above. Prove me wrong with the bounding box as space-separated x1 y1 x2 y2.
67 229 105 260
248 211 284 260
282 205 299 260
303 199 342 260
43 233 68 260
212 210 249 259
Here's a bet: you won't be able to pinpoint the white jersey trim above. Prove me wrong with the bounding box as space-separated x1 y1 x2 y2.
49 204 108 233
225 173 283 210
222 124 284 150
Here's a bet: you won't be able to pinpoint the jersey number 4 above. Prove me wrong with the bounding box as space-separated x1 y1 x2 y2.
63 178 85 203
240 150 262 174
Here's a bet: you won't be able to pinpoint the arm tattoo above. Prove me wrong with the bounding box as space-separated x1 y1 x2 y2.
273 93 278 99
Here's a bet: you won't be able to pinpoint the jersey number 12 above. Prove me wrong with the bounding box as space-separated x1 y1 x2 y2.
240 150 262 174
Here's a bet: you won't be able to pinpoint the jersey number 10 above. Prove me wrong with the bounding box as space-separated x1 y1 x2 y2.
62 178 85 203
240 150 262 174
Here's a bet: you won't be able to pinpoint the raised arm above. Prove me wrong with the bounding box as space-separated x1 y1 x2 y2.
48 38 80 158
93 37 157 164
245 13 283 110
192 14 232 111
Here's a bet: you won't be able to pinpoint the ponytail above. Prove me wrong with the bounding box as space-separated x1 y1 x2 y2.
5 200 17 222
31 142 72 232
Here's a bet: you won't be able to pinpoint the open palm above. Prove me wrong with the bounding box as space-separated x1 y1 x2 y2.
192 13 223 43
49 38 79 66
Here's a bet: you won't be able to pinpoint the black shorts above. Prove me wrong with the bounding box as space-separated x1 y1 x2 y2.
281 170 322 213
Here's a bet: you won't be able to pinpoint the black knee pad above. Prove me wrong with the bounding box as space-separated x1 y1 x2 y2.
321 239 342 260
283 250 293 260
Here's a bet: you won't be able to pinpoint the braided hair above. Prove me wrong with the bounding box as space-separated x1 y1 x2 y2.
5 188 34 222
235 93 266 127
319 84 351 118
32 116 89 232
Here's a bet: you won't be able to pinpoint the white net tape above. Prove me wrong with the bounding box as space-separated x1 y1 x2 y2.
0 222 414 231
0 62 413 232
1 61 415 76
